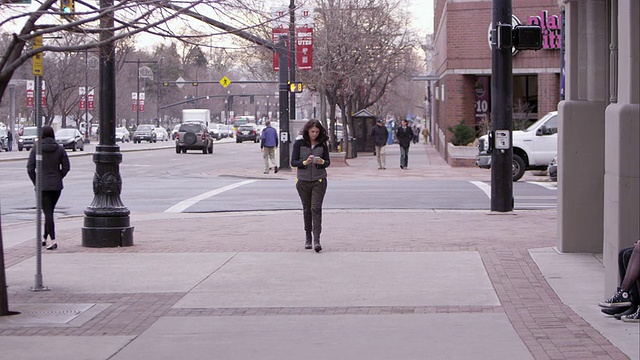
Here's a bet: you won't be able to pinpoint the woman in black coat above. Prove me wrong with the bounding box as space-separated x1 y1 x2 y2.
27 125 70 250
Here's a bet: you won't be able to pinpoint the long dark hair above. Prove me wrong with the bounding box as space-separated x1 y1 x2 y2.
301 119 329 144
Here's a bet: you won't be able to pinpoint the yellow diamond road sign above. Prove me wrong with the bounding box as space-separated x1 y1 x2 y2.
219 76 231 88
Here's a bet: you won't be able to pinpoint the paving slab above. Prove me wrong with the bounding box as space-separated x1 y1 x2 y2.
6 253 234 293
174 252 499 308
111 314 533 360
0 336 134 360
530 247 640 360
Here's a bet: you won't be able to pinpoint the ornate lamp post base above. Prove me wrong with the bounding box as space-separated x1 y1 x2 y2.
82 145 134 248
82 217 134 247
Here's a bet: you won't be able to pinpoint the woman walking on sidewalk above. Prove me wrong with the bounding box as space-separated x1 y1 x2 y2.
291 119 331 252
26 125 70 250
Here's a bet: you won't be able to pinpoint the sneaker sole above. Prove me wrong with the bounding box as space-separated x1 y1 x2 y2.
621 316 640 323
598 301 632 308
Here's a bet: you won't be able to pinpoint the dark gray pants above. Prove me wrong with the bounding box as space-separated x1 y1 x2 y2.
296 178 328 240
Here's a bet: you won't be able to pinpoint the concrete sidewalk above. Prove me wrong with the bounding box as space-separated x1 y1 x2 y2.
1 143 638 360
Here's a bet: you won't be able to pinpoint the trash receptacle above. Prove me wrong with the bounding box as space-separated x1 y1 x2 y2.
347 137 357 159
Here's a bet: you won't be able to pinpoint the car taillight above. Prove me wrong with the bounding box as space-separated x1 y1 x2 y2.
175 134 180 140
252 130 256 135
201 133 206 140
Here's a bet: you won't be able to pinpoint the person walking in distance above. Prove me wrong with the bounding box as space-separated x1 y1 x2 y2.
396 119 413 169
291 119 331 252
27 125 70 250
7 129 13 151
371 119 389 169
260 120 279 174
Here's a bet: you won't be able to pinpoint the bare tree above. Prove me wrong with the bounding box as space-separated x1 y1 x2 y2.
303 0 420 151
0 0 275 103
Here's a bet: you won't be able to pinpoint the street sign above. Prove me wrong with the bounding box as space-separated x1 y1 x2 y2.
32 35 43 76
175 76 186 89
495 130 510 149
219 76 231 88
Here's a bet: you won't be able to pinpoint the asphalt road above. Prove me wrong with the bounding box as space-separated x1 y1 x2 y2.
0 139 557 226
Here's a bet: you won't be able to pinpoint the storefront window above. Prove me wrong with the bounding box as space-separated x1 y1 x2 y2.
513 75 538 129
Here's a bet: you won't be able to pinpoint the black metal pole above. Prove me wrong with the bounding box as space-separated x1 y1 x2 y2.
278 37 290 170
289 0 296 121
490 0 514 212
82 0 134 247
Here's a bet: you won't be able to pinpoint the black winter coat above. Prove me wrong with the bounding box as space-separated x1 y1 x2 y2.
396 126 413 147
27 137 70 191
371 124 389 146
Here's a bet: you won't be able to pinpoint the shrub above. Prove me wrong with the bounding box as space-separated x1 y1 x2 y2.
447 120 475 146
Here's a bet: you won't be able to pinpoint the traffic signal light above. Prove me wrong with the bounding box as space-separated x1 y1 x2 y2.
289 82 303 93
60 0 74 19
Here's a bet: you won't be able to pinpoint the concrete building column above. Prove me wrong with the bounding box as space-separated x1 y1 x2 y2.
557 0 608 253
602 0 640 294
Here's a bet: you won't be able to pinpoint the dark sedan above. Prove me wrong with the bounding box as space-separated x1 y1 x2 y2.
55 128 85 151
235 124 259 143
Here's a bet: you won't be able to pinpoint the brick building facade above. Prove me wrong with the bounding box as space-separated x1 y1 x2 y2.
431 0 562 163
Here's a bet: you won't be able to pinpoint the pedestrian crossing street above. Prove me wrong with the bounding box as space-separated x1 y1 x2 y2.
470 180 557 210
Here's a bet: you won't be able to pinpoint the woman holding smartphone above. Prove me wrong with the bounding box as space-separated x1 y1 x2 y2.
291 119 331 252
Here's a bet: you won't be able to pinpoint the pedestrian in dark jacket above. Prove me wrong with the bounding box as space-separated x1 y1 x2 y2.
7 129 13 151
370 119 389 169
291 119 331 252
396 119 413 169
260 120 279 174
27 125 70 250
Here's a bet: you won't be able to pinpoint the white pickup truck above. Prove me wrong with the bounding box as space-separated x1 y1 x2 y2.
476 111 558 181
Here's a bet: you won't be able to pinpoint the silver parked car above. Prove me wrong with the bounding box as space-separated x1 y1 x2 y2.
175 122 213 154
132 124 157 143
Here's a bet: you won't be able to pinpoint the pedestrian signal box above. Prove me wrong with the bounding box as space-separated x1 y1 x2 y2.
289 82 303 93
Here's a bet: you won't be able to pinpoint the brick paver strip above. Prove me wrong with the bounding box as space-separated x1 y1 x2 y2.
2 209 630 359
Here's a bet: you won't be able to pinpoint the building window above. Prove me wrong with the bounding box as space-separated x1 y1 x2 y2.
513 75 538 128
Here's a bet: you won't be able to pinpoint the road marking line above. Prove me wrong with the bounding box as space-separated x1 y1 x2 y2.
527 181 557 190
470 181 491 199
164 180 257 213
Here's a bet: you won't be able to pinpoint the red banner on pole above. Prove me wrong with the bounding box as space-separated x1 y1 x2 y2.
272 27 289 71
296 27 313 70
87 90 94 111
26 80 35 108
139 93 145 113
26 90 34 108
41 86 46 107
79 96 86 110
132 92 137 111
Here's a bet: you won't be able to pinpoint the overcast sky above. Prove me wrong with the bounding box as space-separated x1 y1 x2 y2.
408 0 434 34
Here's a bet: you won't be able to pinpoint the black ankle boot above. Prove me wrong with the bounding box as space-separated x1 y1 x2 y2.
314 238 322 253
305 233 312 249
